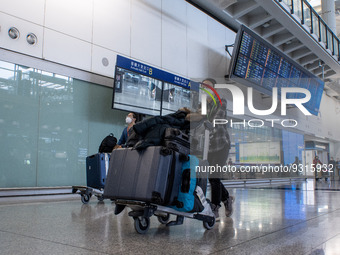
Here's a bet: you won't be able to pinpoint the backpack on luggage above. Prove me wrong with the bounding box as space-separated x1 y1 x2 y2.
98 133 117 153
103 146 183 206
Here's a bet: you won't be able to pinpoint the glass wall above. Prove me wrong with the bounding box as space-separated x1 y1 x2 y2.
0 60 126 188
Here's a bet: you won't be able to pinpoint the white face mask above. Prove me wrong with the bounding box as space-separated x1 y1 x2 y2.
126 117 132 124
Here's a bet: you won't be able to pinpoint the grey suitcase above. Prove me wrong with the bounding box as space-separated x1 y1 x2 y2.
103 146 183 205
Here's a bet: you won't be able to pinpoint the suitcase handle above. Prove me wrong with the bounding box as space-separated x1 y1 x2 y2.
181 169 191 193
164 151 179 205
166 128 189 141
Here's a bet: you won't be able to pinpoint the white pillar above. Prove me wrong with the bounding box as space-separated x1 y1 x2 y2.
321 0 337 34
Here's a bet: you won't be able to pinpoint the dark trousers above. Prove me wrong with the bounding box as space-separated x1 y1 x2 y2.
208 145 230 206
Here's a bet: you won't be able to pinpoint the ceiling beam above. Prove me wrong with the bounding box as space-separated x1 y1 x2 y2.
230 1 259 19
272 32 295 46
305 61 323 71
247 13 272 29
283 41 304 54
262 24 286 38
291 48 312 60
313 66 331 75
299 54 319 65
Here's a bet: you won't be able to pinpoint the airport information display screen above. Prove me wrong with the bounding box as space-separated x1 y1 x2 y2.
112 55 199 116
229 25 324 116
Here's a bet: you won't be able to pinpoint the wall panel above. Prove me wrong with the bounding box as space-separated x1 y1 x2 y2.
161 0 187 76
131 0 162 66
93 0 131 56
43 28 92 71
45 0 93 42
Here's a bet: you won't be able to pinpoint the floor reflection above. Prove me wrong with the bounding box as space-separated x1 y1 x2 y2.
1 180 340 254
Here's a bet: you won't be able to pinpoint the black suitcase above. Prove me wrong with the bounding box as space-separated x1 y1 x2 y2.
163 128 190 155
86 153 110 189
103 146 182 205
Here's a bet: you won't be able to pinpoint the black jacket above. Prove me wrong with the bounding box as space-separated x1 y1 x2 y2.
127 110 189 151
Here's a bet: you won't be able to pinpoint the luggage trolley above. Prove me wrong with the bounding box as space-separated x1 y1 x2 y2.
72 186 104 204
113 197 215 234
106 122 215 234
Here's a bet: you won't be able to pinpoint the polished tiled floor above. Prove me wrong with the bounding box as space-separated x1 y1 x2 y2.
1 180 340 255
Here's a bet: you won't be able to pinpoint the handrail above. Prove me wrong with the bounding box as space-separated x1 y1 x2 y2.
277 0 340 61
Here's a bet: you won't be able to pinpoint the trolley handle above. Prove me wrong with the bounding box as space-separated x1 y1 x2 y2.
202 120 212 161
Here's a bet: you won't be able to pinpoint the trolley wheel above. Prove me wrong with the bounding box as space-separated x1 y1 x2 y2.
134 217 150 234
203 217 215 230
157 214 170 224
81 194 91 204
97 195 104 202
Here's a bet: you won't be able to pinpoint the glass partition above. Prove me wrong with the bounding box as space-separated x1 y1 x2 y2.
334 39 339 59
311 11 319 37
293 0 302 19
302 1 311 28
0 59 126 188
320 21 327 46
328 31 334 53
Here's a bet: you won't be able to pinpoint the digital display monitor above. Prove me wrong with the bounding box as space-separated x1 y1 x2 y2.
112 55 199 116
229 25 324 116
113 67 162 115
239 142 281 164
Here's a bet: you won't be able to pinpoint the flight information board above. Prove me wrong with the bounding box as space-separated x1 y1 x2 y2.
229 25 324 116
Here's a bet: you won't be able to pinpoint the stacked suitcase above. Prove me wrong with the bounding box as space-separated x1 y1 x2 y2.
104 128 191 205
103 146 182 205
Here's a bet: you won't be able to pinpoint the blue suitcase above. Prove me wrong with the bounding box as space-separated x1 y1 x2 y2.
86 153 110 189
171 155 208 213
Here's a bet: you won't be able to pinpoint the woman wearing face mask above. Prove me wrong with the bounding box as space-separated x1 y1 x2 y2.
117 112 137 146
